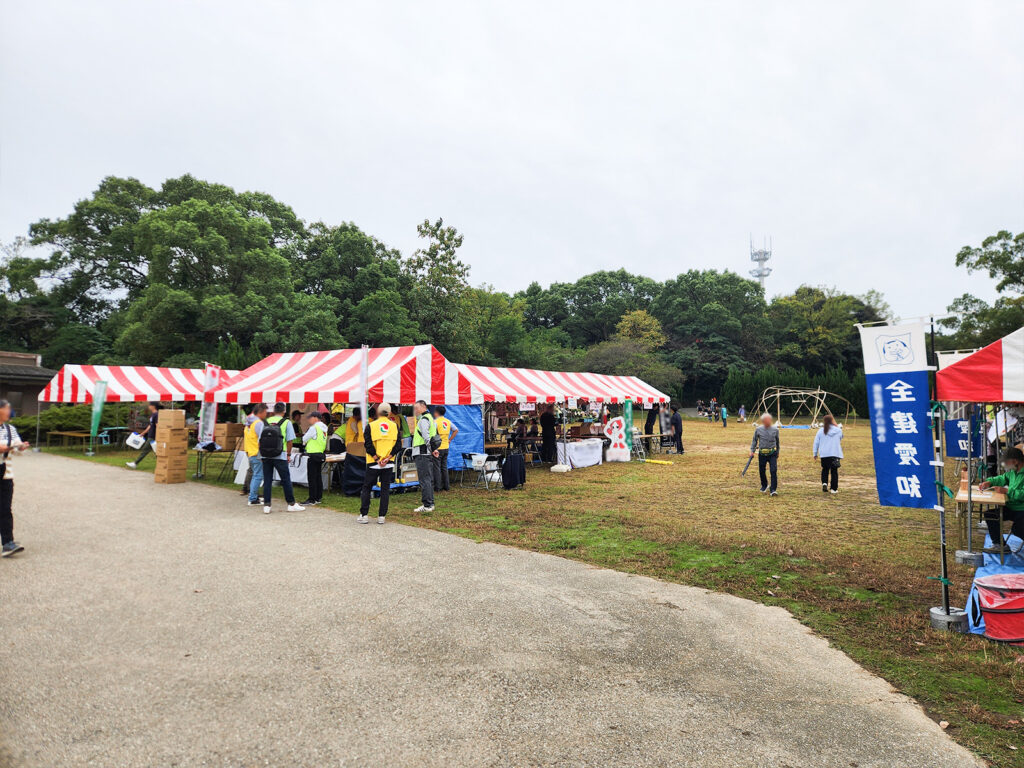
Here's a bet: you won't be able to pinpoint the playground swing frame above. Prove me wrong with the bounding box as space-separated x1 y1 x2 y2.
749 386 857 428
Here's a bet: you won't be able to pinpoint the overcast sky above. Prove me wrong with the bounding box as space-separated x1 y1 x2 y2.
2 1 1021 318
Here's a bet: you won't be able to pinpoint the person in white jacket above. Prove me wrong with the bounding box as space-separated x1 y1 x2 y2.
812 415 844 494
0 399 30 556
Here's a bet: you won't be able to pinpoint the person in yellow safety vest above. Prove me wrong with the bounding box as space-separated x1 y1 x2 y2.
300 411 329 506
243 403 267 506
344 407 363 447
411 400 439 512
358 403 400 524
433 406 459 492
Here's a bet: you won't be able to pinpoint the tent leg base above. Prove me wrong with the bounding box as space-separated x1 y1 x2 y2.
954 549 984 568
929 606 968 633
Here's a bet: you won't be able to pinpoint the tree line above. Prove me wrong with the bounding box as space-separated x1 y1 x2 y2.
1 174 1018 405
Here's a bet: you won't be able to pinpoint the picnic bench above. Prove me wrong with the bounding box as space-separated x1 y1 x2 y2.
46 430 91 449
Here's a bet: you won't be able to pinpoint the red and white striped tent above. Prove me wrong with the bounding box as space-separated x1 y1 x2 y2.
452 363 670 404
936 326 1024 403
206 345 474 404
38 365 239 404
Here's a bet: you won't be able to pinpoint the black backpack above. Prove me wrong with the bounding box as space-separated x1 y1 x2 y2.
259 418 284 458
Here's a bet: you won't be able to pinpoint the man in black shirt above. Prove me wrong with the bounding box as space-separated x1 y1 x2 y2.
670 404 684 454
540 405 557 463
126 402 160 469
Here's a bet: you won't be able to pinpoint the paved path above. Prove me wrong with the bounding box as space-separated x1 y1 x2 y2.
0 454 983 768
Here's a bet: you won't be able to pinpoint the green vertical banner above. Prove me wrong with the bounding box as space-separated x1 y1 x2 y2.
624 399 633 449
88 381 107 455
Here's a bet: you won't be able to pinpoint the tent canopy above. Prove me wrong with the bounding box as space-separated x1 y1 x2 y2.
936 327 1024 403
451 363 670 404
207 345 471 404
38 365 239 404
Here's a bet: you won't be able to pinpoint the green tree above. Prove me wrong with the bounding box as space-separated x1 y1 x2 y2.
955 230 1024 294
616 309 666 348
347 290 422 348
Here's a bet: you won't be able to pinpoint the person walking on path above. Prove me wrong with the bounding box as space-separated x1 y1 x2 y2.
750 413 781 496
721 405 728 428
434 406 458 492
256 402 304 515
359 404 400 524
0 399 29 556
243 404 267 506
979 446 1024 555
812 415 844 494
669 404 684 454
300 411 328 506
540 405 557 463
411 400 439 512
125 402 160 469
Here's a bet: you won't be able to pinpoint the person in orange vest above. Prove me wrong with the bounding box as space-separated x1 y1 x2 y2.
359 403 400 524
433 406 459 492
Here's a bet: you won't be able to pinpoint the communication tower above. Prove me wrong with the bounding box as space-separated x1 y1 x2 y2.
749 237 772 288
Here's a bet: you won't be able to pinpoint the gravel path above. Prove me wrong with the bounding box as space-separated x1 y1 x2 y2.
0 454 983 767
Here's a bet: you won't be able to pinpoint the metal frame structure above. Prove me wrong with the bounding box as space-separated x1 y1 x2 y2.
750 386 857 428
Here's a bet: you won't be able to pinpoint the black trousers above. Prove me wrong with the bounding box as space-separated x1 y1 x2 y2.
0 473 13 545
984 508 1024 547
437 449 450 491
758 452 778 492
672 433 683 453
305 453 325 502
819 457 839 491
133 440 153 465
542 434 556 462
360 465 393 517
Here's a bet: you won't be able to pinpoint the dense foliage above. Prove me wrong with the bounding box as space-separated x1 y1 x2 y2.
1 175 1012 405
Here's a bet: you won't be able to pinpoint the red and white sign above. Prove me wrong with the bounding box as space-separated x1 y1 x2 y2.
936 327 1024 403
39 365 239 403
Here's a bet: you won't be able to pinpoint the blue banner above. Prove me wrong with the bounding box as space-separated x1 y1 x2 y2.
944 418 982 459
859 322 939 510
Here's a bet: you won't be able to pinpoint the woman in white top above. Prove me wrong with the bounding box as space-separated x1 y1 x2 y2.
812 415 844 494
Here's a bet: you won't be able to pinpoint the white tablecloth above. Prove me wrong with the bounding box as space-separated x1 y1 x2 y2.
233 450 317 486
556 439 604 468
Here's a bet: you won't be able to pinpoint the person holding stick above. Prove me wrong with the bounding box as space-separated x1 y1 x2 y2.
750 413 780 496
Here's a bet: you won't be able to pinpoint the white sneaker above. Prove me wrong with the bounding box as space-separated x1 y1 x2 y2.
829 489 838 495
125 462 136 469
357 514 369 524
247 500 259 506
414 505 427 512
263 505 272 515
287 503 305 512
377 516 386 524
424 506 434 512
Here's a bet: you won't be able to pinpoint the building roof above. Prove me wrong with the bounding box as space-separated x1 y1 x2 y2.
0 363 59 384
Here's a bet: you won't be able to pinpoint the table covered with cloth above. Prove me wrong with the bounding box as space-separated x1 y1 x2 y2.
556 439 604 469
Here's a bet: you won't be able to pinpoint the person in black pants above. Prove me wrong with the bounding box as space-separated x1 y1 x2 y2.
359 404 400 524
540 405 557 462
0 399 28 556
669 404 684 454
125 402 160 469
299 411 329 505
750 413 781 496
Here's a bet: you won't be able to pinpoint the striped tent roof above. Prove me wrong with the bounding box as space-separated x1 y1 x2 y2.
453 364 670 404
38 365 239 403
206 345 472 404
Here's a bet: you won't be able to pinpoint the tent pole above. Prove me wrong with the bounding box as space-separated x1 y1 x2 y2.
966 404 974 555
34 409 41 453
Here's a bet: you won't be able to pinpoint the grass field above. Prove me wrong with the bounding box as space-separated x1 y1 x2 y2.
44 419 1024 764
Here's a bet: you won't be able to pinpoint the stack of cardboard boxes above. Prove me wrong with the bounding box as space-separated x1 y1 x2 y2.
214 422 245 451
154 409 188 484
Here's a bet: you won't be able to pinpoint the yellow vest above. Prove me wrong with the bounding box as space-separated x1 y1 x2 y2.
345 417 363 444
367 417 398 462
437 417 452 449
243 421 259 457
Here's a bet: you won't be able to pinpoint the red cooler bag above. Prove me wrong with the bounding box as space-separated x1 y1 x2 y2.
975 573 1024 645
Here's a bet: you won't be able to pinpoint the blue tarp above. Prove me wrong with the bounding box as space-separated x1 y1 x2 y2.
966 530 1024 635
440 404 484 471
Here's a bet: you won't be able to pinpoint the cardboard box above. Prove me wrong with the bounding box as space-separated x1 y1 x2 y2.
346 440 366 458
160 409 186 428
155 426 188 445
156 455 189 471
154 441 188 457
154 472 188 485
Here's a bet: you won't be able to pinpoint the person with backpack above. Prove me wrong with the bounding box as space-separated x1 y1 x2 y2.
243 403 267 506
358 403 400 524
434 406 459 492
300 411 328 506
254 402 304 514
0 399 29 557
411 400 440 512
